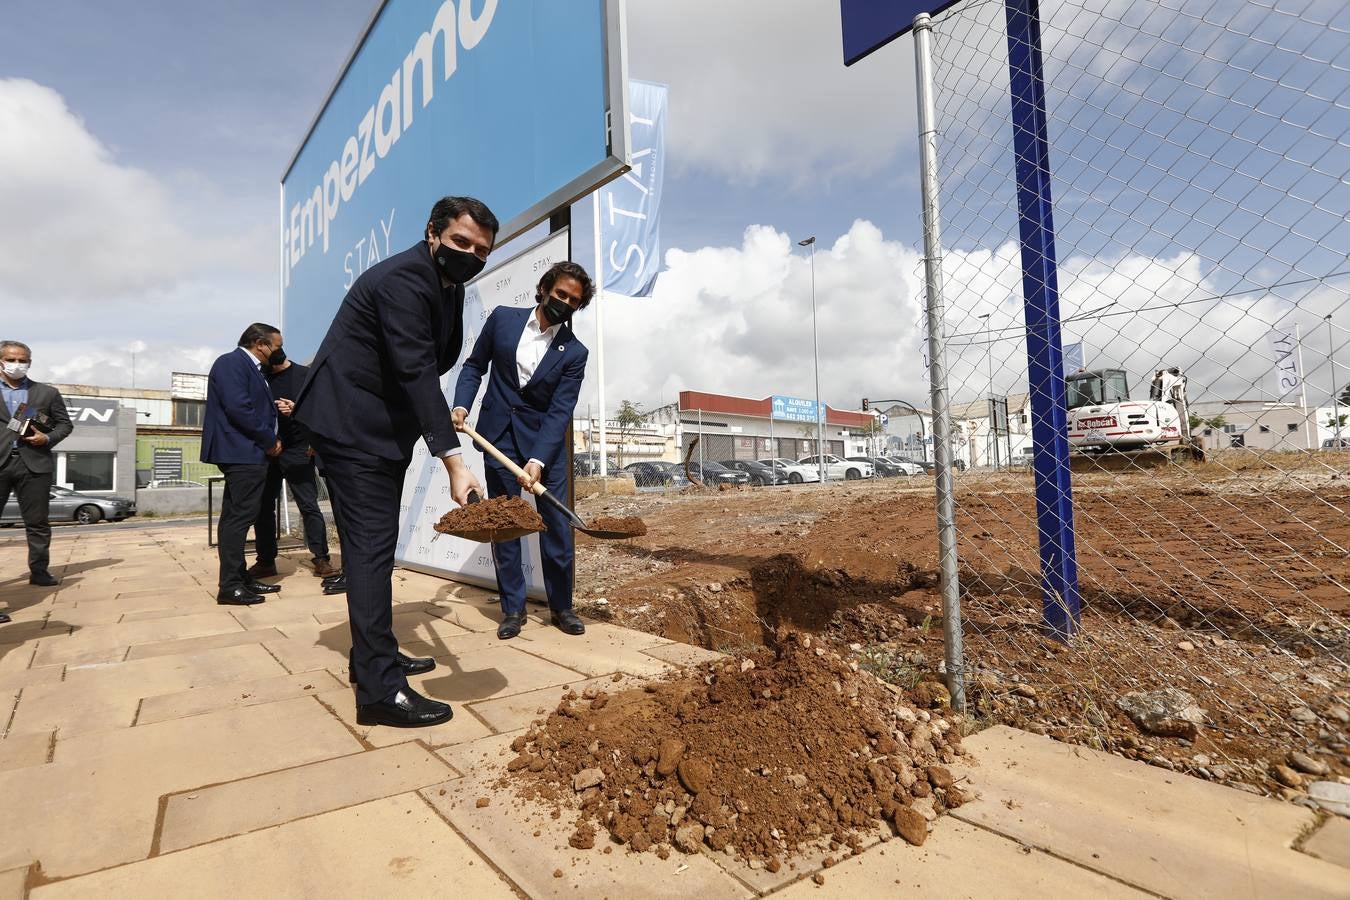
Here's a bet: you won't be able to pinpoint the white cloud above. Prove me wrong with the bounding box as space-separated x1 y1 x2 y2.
577 219 1348 431
0 78 205 301
0 79 278 392
576 219 928 414
627 0 918 184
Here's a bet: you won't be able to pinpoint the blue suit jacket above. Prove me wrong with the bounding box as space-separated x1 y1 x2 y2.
201 348 277 465
453 306 587 469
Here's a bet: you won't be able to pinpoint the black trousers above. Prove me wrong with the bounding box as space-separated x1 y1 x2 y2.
321 470 347 567
216 462 268 592
312 437 408 706
253 457 330 564
0 451 53 574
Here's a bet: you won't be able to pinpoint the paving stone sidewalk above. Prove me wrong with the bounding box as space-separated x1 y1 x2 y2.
0 525 1344 897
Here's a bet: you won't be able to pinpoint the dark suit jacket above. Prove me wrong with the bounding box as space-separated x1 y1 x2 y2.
201 348 277 465
453 306 587 469
0 381 73 474
296 241 463 461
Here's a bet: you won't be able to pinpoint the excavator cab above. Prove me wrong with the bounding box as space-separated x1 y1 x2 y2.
1065 369 1130 410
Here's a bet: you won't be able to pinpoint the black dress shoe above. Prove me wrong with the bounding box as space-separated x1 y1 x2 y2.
497 612 525 640
348 653 436 685
551 609 586 635
29 571 58 587
217 587 264 605
322 574 347 595
356 686 452 728
321 571 343 586
0 612 10 624
246 580 281 594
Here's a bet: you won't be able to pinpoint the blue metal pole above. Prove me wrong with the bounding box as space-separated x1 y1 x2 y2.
1004 0 1080 639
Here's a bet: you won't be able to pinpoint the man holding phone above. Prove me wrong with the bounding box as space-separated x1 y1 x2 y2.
0 340 74 601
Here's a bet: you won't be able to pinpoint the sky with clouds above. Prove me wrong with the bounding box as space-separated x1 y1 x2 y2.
1 0 1345 428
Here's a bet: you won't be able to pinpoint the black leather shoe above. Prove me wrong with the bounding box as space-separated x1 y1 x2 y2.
321 571 343 586
397 652 436 675
246 580 281 594
0 612 10 624
217 587 264 605
551 609 586 635
497 613 525 640
29 571 58 587
348 653 436 686
356 686 452 728
322 574 347 595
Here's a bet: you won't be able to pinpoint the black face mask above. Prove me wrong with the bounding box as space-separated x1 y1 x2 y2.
433 242 486 284
541 295 575 326
267 347 287 368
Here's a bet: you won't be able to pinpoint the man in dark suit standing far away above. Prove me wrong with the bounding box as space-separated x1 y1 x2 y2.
250 351 334 580
295 196 497 729
202 324 286 606
0 340 74 608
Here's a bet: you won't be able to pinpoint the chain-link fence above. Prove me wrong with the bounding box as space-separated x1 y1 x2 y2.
924 0 1348 796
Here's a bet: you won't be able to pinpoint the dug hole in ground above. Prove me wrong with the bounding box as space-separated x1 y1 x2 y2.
566 453 1347 808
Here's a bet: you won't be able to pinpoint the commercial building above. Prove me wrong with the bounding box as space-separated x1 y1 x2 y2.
676 390 875 464
51 372 216 495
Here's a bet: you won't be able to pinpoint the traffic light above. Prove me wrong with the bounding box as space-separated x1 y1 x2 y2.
861 398 869 411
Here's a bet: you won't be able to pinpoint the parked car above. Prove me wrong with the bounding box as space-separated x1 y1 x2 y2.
799 454 873 481
623 460 688 488
719 459 788 486
0 486 136 526
144 479 206 489
855 456 922 477
887 454 934 475
686 461 751 487
572 451 622 477
757 458 822 484
1323 438 1350 449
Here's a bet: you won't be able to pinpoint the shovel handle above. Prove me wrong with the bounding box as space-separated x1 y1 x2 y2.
460 423 547 497
459 421 589 530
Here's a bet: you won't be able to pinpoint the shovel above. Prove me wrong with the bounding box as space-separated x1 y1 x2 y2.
434 489 539 544
460 422 644 540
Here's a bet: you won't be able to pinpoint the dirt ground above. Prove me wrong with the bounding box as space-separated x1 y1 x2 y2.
573 450 1349 798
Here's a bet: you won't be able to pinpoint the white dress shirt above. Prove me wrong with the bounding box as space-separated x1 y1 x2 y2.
452 308 557 471
517 309 561 387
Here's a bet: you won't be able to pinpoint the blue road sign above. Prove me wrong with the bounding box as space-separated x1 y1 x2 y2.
840 0 965 65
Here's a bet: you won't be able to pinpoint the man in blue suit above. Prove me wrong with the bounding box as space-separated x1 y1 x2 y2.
453 261 591 640
202 324 285 605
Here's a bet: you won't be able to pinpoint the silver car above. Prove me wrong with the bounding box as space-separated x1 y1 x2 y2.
0 485 136 526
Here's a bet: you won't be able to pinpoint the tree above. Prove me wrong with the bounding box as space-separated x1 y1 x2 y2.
614 400 647 468
1188 413 1227 432
1325 413 1349 430
854 414 885 455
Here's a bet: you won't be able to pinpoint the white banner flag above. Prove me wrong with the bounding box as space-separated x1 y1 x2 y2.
1267 325 1303 402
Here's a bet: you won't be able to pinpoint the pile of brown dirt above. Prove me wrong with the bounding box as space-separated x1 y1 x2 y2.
502 631 968 864
433 497 546 535
589 515 648 537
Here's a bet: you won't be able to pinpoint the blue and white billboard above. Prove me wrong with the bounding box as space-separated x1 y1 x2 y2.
281 0 629 360
772 395 825 424
1062 341 1085 374
596 80 666 298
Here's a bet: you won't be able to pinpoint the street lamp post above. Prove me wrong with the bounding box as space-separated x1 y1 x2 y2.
1329 314 1343 449
978 312 995 468
798 236 827 486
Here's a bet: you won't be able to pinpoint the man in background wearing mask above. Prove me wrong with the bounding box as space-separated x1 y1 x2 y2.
295 195 497 729
250 349 334 581
201 324 285 606
452 261 592 641
0 340 74 604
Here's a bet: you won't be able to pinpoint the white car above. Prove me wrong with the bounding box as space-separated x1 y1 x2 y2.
757 458 822 484
798 454 873 481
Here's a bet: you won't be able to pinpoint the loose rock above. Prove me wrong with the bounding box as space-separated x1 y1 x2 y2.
1116 689 1206 739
